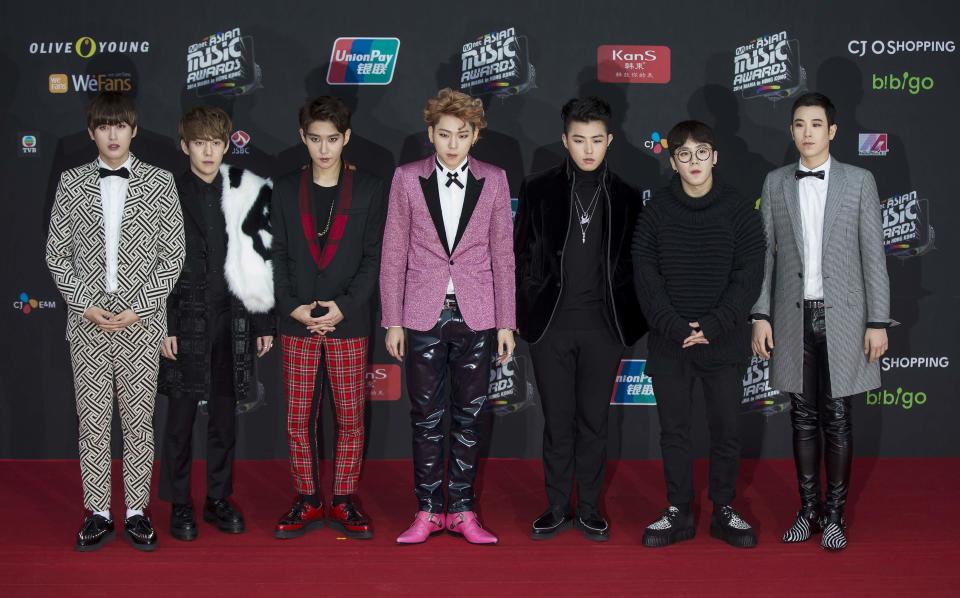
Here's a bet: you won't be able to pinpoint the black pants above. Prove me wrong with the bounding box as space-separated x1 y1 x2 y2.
650 366 742 507
160 309 238 504
405 300 493 514
790 302 854 515
529 326 623 514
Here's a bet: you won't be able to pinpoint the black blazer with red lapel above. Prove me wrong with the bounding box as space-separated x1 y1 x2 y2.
271 163 387 338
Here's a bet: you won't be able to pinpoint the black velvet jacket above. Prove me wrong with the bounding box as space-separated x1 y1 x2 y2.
514 159 648 346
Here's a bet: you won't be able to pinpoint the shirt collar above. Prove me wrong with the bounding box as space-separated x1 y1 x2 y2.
798 155 831 177
98 155 133 174
435 156 469 177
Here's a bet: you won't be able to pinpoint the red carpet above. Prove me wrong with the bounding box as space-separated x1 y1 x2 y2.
1 458 958 597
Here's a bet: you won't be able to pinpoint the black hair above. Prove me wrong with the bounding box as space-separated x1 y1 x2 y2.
666 120 716 155
561 96 612 133
791 92 837 127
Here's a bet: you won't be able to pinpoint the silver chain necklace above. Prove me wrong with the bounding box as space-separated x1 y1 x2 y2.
574 186 602 243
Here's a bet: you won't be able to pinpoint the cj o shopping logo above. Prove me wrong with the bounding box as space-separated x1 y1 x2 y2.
230 130 251 154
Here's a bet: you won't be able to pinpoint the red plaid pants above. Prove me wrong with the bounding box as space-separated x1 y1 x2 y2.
281 334 368 496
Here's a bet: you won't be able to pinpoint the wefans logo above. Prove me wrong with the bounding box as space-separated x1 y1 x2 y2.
48 72 134 94
597 45 670 84
28 37 150 58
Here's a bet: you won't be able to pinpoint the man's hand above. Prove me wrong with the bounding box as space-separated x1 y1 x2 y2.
83 306 115 331
291 302 318 325
256 335 274 357
314 300 344 326
752 320 774 359
496 329 515 365
161 336 178 360
94 308 139 333
385 327 405 361
682 321 709 349
864 328 888 364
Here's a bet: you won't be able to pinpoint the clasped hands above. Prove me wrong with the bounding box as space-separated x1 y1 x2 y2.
291 300 343 335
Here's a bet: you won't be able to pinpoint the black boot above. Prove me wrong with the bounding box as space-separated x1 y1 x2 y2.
170 503 198 541
782 504 821 543
203 497 245 534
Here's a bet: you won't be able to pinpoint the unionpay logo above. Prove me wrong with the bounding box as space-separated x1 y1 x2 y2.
645 131 668 154
327 37 400 85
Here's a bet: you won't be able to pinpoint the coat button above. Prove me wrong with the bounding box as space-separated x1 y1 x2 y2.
796 301 801 308
798 272 803 278
556 250 562 256
449 259 454 265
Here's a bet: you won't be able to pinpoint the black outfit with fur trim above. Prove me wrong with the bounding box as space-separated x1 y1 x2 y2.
159 167 275 504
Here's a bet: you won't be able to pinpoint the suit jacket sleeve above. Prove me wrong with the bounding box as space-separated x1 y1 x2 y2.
491 170 516 330
379 168 410 328
631 203 691 343
130 172 185 320
166 275 181 336
858 170 891 324
698 197 768 341
45 173 96 317
334 177 388 319
751 173 777 318
513 177 532 292
270 179 300 319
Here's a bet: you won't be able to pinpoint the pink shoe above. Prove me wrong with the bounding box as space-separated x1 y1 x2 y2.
446 511 498 545
396 511 445 544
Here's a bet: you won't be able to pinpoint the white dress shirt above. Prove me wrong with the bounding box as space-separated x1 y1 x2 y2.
797 156 831 300
98 156 132 294
435 157 468 295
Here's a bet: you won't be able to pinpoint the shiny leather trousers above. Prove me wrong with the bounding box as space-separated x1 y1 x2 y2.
405 304 493 514
790 303 854 516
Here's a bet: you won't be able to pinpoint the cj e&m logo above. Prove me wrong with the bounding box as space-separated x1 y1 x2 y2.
866 387 927 411
230 130 251 155
327 37 400 85
13 292 56 314
848 39 955 57
597 45 670 84
871 72 935 95
48 72 134 94
365 364 401 401
186 27 262 97
18 133 39 158
28 37 150 58
859 133 889 157
610 359 655 405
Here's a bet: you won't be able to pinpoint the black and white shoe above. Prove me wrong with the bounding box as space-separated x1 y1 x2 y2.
75 513 115 552
124 513 158 552
642 506 695 548
710 505 757 548
530 506 573 540
575 510 609 542
820 511 848 551
782 507 821 543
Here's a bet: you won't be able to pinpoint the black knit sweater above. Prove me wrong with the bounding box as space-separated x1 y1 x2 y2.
631 175 766 374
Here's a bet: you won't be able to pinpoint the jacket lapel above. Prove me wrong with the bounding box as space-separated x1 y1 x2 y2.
452 170 483 254
821 159 848 248
418 171 451 255
781 173 805 265
296 167 322 268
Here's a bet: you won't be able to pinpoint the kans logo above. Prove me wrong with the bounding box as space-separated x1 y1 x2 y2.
486 355 536 416
597 45 670 84
28 37 150 58
858 133 889 156
327 37 400 85
741 357 790 416
48 72 134 93
733 31 806 101
882 356 950 372
871 72 935 95
18 133 39 157
882 189 935 258
13 292 56 314
460 27 536 98
866 387 927 410
230 130 251 154
848 39 955 57
644 131 669 154
365 364 401 401
610 359 655 405
186 27 262 97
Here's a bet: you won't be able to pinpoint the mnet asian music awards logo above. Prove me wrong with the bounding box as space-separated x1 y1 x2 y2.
732 31 807 101
18 133 39 157
186 27 262 97
882 189 935 258
610 359 655 405
13 292 56 314
859 133 889 157
460 27 536 98
327 37 400 85
597 45 671 84
645 131 668 154
741 357 790 416
230 130 251 155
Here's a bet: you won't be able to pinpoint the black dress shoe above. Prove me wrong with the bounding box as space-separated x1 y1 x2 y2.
203 497 245 534
170 503 198 541
124 513 158 551
575 510 610 542
530 506 573 540
75 513 115 552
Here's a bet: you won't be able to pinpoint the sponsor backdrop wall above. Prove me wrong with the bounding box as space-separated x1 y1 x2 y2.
2 1 957 461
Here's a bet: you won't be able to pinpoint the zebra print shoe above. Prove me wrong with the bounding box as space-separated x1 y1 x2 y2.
820 512 848 551
782 508 821 543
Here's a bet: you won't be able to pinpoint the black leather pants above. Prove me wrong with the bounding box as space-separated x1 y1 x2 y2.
405 299 494 514
789 301 854 516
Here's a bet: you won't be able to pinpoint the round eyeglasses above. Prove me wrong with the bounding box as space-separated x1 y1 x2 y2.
673 146 714 163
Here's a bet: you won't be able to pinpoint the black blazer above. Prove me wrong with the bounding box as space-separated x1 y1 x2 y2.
514 159 648 346
271 164 387 338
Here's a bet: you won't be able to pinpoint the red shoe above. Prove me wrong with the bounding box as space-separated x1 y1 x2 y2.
327 500 374 540
274 500 324 539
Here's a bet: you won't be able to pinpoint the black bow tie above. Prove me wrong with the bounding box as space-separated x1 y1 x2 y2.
99 167 130 179
445 171 464 189
795 170 825 180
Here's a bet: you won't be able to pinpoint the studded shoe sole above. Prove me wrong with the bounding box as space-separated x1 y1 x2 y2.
75 529 116 552
530 518 573 541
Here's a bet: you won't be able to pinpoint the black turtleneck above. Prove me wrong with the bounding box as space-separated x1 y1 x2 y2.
554 161 609 331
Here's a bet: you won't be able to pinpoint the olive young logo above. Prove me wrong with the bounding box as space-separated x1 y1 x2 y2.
882 190 935 258
327 37 400 85
460 27 536 98
28 37 150 58
848 40 955 57
610 359 655 405
741 356 790 416
871 72 935 95
186 27 262 97
866 387 927 411
732 30 806 101
486 355 536 416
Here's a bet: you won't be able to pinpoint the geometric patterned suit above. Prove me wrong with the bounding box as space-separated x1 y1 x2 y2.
46 155 185 512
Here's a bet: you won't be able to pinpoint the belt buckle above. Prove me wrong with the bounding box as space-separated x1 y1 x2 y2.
443 296 457 310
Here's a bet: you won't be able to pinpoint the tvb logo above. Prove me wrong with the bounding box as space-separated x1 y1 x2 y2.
871 72 935 95
866 387 927 410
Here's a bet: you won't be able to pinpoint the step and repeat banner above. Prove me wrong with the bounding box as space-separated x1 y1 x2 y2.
1 1 957 459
